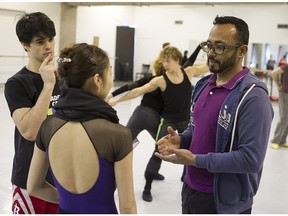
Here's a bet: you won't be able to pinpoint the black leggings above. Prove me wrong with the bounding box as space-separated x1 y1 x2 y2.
144 118 189 190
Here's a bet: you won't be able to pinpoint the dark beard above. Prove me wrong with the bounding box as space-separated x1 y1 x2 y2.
207 54 237 74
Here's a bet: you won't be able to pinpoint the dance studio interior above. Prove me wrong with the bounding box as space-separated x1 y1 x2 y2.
0 1 288 214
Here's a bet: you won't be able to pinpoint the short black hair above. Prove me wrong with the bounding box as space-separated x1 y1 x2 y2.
213 15 249 45
16 12 56 44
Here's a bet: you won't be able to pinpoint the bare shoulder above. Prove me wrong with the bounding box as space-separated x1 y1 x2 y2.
150 75 163 83
150 75 165 86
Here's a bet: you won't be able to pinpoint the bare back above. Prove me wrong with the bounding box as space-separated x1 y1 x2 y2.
35 116 133 213
49 122 99 193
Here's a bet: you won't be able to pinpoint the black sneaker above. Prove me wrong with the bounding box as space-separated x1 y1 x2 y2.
142 189 152 202
153 173 165 181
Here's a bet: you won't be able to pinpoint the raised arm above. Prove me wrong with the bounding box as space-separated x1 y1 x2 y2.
184 64 209 81
108 76 162 106
182 45 202 69
106 76 152 102
270 66 284 91
106 83 136 102
11 55 57 141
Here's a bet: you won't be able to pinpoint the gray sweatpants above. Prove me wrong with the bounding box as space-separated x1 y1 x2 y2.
271 92 288 144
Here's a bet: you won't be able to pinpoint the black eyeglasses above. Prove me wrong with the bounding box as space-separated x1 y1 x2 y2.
200 41 243 55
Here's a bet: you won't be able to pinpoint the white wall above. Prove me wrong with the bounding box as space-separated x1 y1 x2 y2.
75 3 288 74
0 2 61 83
1 2 288 82
76 6 136 74
0 2 61 51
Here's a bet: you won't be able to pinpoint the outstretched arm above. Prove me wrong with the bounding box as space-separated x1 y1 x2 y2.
106 76 152 102
111 79 147 97
105 83 135 102
185 64 209 81
182 45 202 68
108 76 161 106
270 67 284 91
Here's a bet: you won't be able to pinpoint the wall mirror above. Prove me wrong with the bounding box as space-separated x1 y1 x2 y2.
250 43 288 70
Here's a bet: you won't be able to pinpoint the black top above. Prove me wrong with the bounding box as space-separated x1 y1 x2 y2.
4 67 61 189
182 45 202 69
161 68 192 123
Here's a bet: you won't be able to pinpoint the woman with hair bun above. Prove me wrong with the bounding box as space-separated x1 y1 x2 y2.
27 43 137 214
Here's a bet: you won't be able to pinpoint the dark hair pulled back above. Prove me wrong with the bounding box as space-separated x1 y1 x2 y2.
58 43 110 88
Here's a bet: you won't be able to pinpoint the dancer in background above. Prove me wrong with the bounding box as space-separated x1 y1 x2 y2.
270 63 288 149
108 44 204 182
109 46 209 202
181 50 188 66
278 54 287 67
107 44 168 181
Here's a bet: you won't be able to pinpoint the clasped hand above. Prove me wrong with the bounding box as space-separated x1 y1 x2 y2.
155 126 196 166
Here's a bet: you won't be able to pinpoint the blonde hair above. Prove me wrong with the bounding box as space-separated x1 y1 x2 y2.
159 46 182 64
152 56 166 76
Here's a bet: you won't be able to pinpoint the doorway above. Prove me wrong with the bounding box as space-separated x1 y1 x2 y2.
114 26 135 81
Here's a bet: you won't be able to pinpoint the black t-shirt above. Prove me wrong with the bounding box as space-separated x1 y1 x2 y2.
4 66 61 189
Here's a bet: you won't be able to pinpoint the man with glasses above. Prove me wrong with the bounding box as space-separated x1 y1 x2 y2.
155 15 273 214
200 41 243 55
4 12 60 214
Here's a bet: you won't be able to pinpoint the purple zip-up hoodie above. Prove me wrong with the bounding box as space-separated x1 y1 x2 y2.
180 70 273 213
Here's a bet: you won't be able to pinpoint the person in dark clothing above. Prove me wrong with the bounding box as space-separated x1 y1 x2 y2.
266 54 276 70
108 45 205 182
182 45 202 68
107 55 166 180
4 12 60 214
107 62 166 180
181 50 188 66
109 46 209 202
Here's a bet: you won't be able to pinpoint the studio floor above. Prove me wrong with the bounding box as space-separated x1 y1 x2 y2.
0 78 288 214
